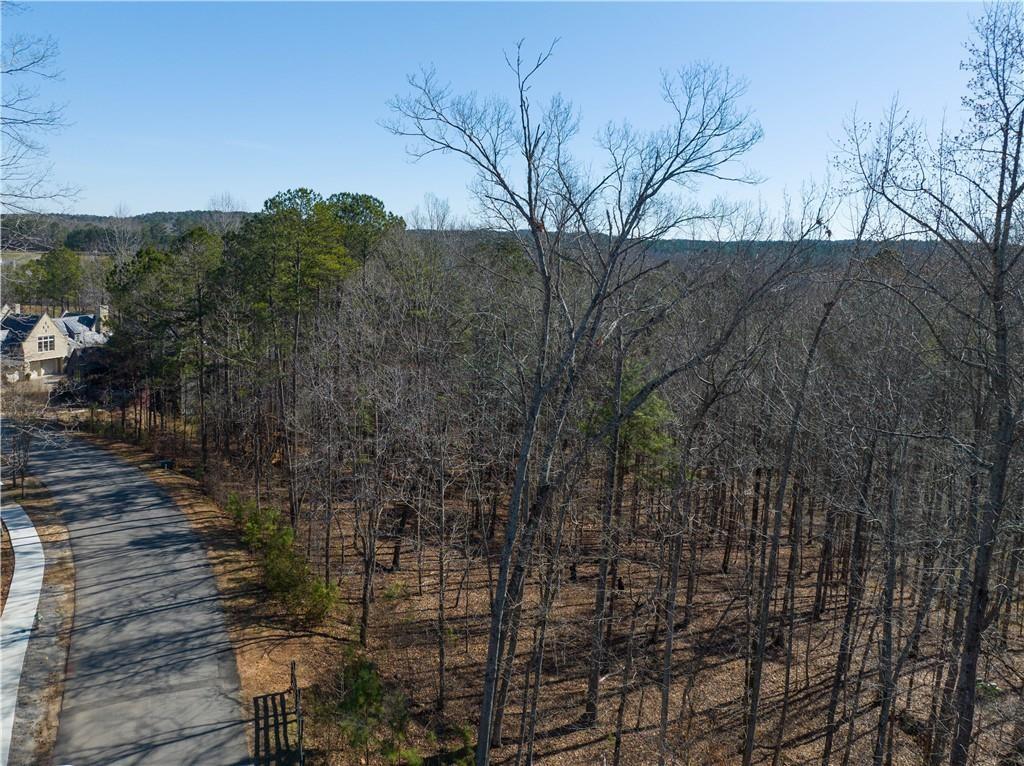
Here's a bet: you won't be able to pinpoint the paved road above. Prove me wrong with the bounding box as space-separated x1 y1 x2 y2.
27 433 249 766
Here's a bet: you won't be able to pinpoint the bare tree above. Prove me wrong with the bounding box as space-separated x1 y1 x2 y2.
1 3 75 214
206 192 247 234
385 43 838 765
845 5 1024 763
104 203 143 274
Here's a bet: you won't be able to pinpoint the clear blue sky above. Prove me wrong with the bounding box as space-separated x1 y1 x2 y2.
8 2 975 226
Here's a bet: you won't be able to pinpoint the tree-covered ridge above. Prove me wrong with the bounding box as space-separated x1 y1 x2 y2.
1 210 251 252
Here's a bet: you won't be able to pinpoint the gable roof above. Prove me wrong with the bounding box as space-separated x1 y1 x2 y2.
0 313 40 355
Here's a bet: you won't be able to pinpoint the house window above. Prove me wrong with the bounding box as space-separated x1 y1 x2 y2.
37 335 55 352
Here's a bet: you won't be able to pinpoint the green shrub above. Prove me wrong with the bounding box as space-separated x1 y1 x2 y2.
382 581 409 602
976 680 1004 701
313 653 412 761
226 493 249 525
300 579 340 623
385 745 423 766
227 494 337 623
424 722 475 765
262 525 302 592
241 504 285 551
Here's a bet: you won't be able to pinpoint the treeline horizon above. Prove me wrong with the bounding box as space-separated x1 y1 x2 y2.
1 208 941 253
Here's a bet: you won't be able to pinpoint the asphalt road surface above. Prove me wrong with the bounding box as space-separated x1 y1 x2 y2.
27 432 249 766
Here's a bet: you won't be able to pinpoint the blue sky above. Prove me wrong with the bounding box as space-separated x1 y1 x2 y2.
7 2 975 226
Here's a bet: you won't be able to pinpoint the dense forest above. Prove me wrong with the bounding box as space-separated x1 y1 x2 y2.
11 6 1024 766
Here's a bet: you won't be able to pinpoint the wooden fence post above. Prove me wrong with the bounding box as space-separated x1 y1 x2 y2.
296 687 304 766
291 660 304 766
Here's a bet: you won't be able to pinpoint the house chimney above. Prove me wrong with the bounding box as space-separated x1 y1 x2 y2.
13 303 20 314
95 304 109 334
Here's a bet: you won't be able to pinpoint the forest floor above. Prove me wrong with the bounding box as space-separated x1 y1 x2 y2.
343 534 1023 766
61 415 1024 766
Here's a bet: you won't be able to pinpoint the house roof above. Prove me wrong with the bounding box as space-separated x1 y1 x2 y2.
0 311 109 357
59 312 97 331
0 314 40 355
67 330 108 350
55 316 92 339
57 313 107 348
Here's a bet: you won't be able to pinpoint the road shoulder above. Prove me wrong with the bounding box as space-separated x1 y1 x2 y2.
2 479 74 766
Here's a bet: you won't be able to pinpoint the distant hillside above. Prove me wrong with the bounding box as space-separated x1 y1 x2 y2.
1 210 251 252
1 210 920 264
